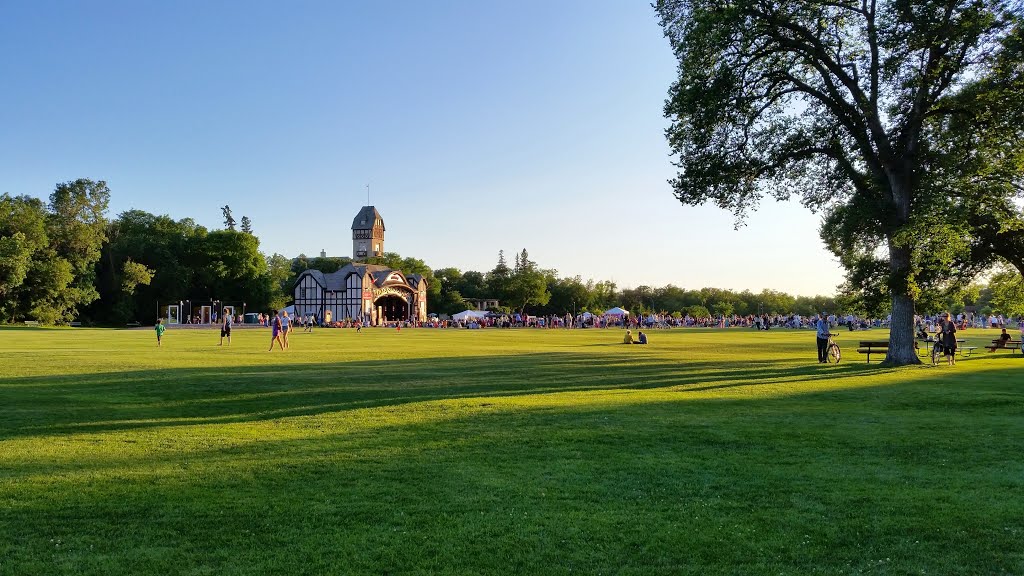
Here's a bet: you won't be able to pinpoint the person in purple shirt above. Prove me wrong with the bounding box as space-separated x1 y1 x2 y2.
268 312 285 351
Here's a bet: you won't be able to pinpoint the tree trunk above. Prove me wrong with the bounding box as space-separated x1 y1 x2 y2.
882 243 921 366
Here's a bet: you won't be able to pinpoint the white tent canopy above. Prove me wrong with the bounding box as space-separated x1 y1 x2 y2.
453 309 488 321
604 307 630 316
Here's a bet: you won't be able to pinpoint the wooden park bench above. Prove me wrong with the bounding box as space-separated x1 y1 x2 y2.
69 321 82 327
125 322 141 327
987 339 1022 354
857 340 889 363
23 320 40 327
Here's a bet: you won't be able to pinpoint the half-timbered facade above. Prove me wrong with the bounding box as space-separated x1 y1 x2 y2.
293 263 428 325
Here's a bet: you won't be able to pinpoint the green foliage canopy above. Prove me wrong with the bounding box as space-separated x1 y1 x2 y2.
656 0 1024 364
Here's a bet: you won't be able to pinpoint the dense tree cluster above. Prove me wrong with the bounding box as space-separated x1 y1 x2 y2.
1 180 279 325
1 180 110 323
87 209 276 324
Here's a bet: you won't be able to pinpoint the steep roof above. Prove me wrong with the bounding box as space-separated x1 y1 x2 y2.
299 263 417 292
298 269 327 289
351 206 384 231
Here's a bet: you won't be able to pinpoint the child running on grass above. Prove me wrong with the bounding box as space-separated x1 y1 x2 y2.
155 319 166 347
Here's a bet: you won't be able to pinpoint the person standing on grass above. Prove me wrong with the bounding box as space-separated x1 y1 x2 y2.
219 312 232 346
268 311 285 351
281 311 291 349
816 313 830 363
938 312 958 365
155 318 166 347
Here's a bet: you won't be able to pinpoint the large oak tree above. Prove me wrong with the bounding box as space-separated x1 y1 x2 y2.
656 0 1024 364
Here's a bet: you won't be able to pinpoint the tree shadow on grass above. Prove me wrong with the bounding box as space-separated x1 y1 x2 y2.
2 366 1023 576
0 352 879 440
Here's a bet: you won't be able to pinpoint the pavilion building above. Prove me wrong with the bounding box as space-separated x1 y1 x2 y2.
292 206 428 324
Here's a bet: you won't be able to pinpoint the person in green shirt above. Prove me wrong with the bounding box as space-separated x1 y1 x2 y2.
155 319 166 347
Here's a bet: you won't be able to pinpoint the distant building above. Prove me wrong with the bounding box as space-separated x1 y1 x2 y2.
465 298 500 311
352 206 384 259
293 206 427 325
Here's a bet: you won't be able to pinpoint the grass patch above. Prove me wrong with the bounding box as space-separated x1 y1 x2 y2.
1 326 1022 575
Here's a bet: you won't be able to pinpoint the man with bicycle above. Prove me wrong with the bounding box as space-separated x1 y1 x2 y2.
816 313 830 363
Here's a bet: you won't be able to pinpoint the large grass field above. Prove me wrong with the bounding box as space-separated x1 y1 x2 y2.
1 325 1022 575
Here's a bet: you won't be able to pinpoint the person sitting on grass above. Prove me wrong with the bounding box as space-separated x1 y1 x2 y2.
623 329 634 344
633 331 648 345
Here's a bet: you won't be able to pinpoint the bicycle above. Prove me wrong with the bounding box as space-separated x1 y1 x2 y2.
825 332 841 363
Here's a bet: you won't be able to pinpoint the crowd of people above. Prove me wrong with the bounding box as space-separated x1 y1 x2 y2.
155 307 1023 364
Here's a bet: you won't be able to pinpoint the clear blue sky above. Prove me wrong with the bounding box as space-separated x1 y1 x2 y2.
0 0 845 295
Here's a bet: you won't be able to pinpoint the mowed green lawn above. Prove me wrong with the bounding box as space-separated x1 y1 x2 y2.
1 326 1022 575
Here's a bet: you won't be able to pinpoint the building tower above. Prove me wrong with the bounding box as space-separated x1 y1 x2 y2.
352 206 385 259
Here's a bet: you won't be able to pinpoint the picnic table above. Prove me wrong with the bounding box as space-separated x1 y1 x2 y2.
987 339 1022 353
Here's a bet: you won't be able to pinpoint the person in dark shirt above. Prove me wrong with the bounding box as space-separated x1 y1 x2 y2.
938 312 958 365
219 313 232 346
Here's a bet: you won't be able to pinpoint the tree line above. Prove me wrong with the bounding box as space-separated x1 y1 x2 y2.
430 250 1023 319
2 179 1021 325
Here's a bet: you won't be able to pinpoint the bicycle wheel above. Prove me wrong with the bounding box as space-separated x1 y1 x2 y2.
827 343 841 363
